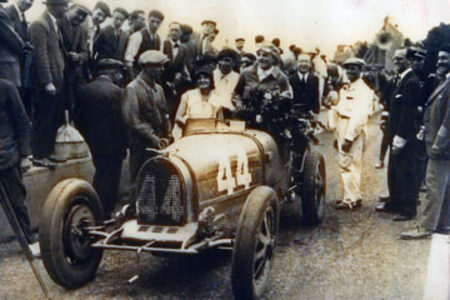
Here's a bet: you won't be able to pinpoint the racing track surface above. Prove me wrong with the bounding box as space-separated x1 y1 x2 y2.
0 112 443 300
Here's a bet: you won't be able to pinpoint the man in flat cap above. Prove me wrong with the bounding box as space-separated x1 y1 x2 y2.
235 38 245 55
124 10 165 77
122 50 172 185
376 49 422 221
329 57 374 209
29 0 68 167
76 59 127 218
94 7 128 62
213 48 240 112
196 20 218 59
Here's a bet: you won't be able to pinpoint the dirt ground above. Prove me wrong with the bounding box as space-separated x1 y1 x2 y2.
0 112 432 300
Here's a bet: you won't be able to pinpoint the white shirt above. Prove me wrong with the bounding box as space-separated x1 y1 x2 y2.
125 27 160 64
169 39 180 60
333 78 374 141
257 66 275 82
297 72 309 83
213 68 240 111
47 12 59 34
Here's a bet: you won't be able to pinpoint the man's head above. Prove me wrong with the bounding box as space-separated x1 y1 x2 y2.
255 35 265 44
92 1 110 25
138 50 169 81
217 48 238 75
343 57 365 83
14 0 34 12
67 5 90 26
148 10 164 34
297 54 312 74
180 24 193 43
168 22 182 42
96 58 124 84
111 8 128 30
129 10 146 32
393 48 410 74
437 43 450 77
407 47 427 73
44 0 69 18
201 20 216 36
257 45 278 70
272 38 280 48
235 38 245 51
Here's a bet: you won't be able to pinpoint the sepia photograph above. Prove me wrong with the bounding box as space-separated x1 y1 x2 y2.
0 0 449 299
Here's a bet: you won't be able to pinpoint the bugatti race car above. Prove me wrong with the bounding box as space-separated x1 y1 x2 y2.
39 117 326 299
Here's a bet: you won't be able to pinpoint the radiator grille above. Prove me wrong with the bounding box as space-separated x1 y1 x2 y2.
136 160 186 225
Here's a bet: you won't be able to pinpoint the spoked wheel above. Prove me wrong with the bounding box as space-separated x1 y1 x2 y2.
301 152 326 226
232 186 279 300
40 179 104 289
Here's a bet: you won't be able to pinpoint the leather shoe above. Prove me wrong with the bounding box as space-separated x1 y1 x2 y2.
375 202 392 213
393 214 414 221
400 227 432 240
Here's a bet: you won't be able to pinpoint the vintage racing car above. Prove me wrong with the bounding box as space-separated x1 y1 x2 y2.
39 117 326 299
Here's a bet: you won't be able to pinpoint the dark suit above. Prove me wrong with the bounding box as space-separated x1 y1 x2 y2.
162 40 189 117
29 12 66 159
59 15 89 118
0 5 24 87
289 72 320 114
0 79 33 243
94 25 126 61
386 69 422 217
5 5 27 40
419 75 450 231
76 75 127 216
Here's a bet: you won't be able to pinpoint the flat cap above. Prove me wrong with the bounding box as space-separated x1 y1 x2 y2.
97 58 123 70
217 48 239 61
257 43 280 61
343 57 366 68
201 20 216 27
138 50 169 66
235 38 245 42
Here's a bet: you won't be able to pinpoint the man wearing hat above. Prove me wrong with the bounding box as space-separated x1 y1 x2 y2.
213 48 240 112
29 0 68 167
401 43 450 239
235 38 245 55
376 49 422 220
329 57 374 209
124 10 165 76
122 50 172 184
196 20 219 59
75 58 127 218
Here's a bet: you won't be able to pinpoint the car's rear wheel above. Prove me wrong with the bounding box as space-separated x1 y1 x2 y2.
301 152 326 226
40 179 104 289
231 186 279 300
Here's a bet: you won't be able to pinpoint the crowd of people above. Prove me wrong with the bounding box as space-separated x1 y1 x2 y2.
0 0 448 256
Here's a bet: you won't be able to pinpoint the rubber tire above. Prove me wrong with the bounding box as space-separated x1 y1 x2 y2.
301 152 326 226
39 179 104 289
231 186 279 300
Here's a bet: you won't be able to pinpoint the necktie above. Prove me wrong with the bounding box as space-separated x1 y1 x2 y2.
21 11 27 31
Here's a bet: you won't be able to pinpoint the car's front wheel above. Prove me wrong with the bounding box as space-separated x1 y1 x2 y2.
301 152 326 225
231 186 279 300
39 179 104 289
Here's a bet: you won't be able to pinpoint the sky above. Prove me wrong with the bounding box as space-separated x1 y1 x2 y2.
21 0 450 56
